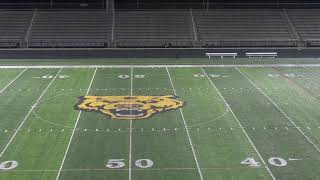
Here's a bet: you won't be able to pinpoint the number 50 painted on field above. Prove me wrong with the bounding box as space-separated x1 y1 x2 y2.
106 159 153 169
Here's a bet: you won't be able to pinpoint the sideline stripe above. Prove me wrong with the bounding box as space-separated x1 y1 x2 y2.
0 68 27 94
201 67 276 180
235 67 320 153
0 68 63 158
166 67 204 180
55 68 98 180
129 67 133 180
1 64 320 69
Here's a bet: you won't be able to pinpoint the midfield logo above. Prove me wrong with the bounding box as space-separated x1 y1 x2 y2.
75 95 184 120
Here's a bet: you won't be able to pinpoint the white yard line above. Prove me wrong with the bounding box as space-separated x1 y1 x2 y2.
0 68 27 94
165 67 204 180
0 68 63 158
129 67 133 180
201 67 276 180
1 64 320 69
55 68 97 180
235 67 320 154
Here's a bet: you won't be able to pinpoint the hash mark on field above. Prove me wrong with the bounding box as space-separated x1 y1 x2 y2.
1 124 319 135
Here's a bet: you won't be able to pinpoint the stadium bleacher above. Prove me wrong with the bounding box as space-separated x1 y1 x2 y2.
193 9 297 47
114 10 194 47
0 11 33 48
287 10 320 47
0 9 319 48
29 11 112 47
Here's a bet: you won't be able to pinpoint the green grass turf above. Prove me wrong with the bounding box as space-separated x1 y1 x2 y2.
0 65 319 179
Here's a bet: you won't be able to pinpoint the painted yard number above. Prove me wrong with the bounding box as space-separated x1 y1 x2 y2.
118 75 145 79
268 73 304 78
241 157 288 168
0 160 18 170
33 75 69 79
106 159 153 169
194 74 229 78
0 159 153 171
0 157 290 171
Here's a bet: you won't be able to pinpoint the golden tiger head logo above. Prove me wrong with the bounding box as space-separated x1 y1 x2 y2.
75 95 184 120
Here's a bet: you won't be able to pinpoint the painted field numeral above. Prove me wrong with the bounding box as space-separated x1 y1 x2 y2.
118 75 145 79
135 159 154 168
33 75 69 79
0 160 18 170
268 157 287 167
268 73 304 78
193 74 229 78
106 159 125 169
241 157 288 167
106 159 153 169
240 157 261 167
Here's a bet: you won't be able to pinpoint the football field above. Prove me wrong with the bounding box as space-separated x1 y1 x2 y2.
0 63 320 180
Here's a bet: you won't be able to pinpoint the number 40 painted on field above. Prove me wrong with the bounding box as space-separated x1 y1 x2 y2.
241 157 287 167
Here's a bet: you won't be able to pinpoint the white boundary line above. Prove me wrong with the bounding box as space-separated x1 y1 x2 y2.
0 68 63 158
1 64 320 69
166 67 204 180
201 67 276 180
129 67 133 180
235 67 320 153
55 68 98 180
0 68 27 94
